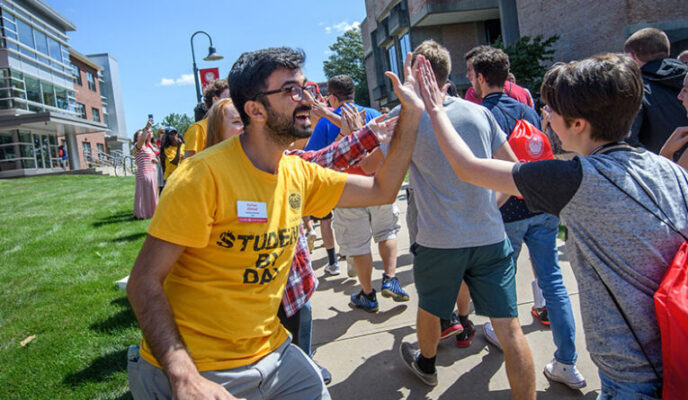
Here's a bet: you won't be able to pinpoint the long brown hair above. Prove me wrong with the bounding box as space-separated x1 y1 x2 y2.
205 98 236 148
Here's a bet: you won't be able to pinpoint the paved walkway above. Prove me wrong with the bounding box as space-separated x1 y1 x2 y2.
308 189 601 399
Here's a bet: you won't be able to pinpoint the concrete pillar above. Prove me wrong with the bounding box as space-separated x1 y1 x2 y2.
65 133 80 170
498 0 520 46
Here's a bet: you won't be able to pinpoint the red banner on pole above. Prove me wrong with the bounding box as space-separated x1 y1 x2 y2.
199 67 220 89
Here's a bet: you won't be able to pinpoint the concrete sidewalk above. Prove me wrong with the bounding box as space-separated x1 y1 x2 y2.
307 189 601 399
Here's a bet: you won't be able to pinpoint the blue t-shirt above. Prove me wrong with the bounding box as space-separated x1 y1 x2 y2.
481 92 543 223
304 103 381 151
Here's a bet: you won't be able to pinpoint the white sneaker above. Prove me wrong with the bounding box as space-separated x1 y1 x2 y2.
324 262 340 276
483 322 503 351
346 257 357 277
544 359 587 389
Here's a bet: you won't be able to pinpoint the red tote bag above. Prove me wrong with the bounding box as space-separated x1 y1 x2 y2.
654 241 688 400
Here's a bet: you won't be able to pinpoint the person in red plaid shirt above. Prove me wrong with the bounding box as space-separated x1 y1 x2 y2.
279 108 398 384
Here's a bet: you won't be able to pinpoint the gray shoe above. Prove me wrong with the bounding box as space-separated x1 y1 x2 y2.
399 343 438 386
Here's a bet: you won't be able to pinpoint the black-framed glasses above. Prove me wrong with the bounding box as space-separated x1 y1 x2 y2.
256 84 317 102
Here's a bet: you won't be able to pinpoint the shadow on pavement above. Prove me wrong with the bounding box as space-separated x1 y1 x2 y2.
313 303 408 348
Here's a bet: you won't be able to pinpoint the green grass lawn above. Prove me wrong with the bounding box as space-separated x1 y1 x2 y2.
0 175 148 399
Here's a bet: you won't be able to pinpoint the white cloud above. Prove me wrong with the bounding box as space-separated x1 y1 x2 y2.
324 21 360 34
158 74 195 86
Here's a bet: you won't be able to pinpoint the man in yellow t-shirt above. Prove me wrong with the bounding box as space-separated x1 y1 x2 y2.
184 79 230 158
127 47 424 400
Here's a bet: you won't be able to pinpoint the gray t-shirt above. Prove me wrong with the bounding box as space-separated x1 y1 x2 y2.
514 147 688 382
393 96 507 248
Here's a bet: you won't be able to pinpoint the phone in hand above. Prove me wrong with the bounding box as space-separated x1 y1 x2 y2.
148 114 154 126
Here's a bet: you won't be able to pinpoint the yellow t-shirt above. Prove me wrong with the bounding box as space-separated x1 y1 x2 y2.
141 135 347 371
184 119 207 154
163 144 185 181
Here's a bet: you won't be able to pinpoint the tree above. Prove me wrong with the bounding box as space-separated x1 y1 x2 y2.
160 113 193 137
323 28 370 107
495 34 559 105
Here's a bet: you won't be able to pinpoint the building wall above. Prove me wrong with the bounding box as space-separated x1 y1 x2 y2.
516 0 688 62
69 55 105 166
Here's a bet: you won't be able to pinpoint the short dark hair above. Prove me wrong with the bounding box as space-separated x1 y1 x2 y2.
327 75 355 101
228 47 306 126
194 102 207 122
202 79 229 110
471 48 510 88
464 45 492 62
412 40 451 86
624 28 670 63
540 53 643 142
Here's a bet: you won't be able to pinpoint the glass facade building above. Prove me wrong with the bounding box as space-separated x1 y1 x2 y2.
0 0 107 177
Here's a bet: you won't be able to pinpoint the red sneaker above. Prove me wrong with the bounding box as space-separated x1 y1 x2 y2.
531 306 550 327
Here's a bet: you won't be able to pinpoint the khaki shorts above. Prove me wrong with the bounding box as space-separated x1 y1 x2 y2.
333 203 400 256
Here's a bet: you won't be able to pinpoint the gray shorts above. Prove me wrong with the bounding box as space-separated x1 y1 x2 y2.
333 203 401 256
128 339 330 400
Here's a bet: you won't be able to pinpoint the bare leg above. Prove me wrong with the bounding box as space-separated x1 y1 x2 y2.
417 308 441 358
352 253 374 294
490 317 536 400
457 281 471 314
378 238 398 277
320 218 335 250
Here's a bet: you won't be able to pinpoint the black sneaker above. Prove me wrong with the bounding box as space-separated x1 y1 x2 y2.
455 319 476 348
399 343 438 386
440 313 463 339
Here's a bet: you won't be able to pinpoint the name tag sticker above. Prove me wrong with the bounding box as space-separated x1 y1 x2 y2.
237 201 268 223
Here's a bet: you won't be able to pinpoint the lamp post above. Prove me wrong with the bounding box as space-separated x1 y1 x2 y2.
190 31 223 104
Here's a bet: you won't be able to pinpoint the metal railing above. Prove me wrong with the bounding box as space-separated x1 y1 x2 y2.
84 150 136 176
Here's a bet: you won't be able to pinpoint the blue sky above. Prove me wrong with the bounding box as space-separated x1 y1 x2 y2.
51 1 367 138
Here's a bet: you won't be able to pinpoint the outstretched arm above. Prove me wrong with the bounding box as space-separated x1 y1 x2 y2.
417 56 522 197
336 52 424 207
128 235 241 400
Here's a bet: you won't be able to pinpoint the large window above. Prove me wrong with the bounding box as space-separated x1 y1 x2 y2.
71 64 81 86
16 19 34 58
92 107 100 122
387 44 399 77
41 82 54 107
24 76 40 103
86 72 96 91
400 34 411 59
76 103 86 119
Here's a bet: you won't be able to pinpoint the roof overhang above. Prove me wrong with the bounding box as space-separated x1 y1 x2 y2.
69 49 103 71
0 111 107 135
22 0 76 32
411 1 500 27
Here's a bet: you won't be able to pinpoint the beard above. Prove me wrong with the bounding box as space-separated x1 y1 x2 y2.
264 103 312 146
472 82 483 99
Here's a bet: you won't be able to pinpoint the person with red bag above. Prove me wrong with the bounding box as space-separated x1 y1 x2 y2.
416 52 688 400
467 47 585 389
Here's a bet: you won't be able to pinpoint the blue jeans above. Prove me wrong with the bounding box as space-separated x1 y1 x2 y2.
297 301 313 356
597 370 661 399
505 213 577 365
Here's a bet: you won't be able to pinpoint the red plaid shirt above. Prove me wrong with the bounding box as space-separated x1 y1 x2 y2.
280 126 380 316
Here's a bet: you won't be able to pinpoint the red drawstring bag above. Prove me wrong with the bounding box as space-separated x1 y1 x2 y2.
507 119 554 164
654 241 688 400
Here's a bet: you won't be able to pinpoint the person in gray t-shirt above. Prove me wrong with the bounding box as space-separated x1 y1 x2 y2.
418 51 683 399
396 41 536 398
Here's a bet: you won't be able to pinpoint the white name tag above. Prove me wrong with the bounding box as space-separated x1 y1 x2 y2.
237 201 268 223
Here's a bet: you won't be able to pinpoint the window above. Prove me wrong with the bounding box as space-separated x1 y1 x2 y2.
96 143 104 154
71 64 81 85
76 103 86 119
24 76 40 103
55 87 68 110
41 82 55 107
387 44 399 77
91 107 100 122
81 141 91 158
16 19 34 58
47 37 62 66
86 71 96 91
400 34 411 59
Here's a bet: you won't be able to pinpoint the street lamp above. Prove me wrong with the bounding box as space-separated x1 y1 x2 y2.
190 31 224 104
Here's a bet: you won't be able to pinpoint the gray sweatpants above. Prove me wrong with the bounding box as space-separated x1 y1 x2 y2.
128 339 330 400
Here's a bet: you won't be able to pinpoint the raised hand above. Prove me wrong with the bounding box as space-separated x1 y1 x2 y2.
367 115 399 143
385 52 424 112
660 126 688 159
417 56 445 114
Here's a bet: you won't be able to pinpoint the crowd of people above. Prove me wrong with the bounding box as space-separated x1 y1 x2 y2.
124 26 688 400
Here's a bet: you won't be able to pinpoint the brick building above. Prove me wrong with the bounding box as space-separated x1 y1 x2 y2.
362 0 688 109
66 49 106 169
